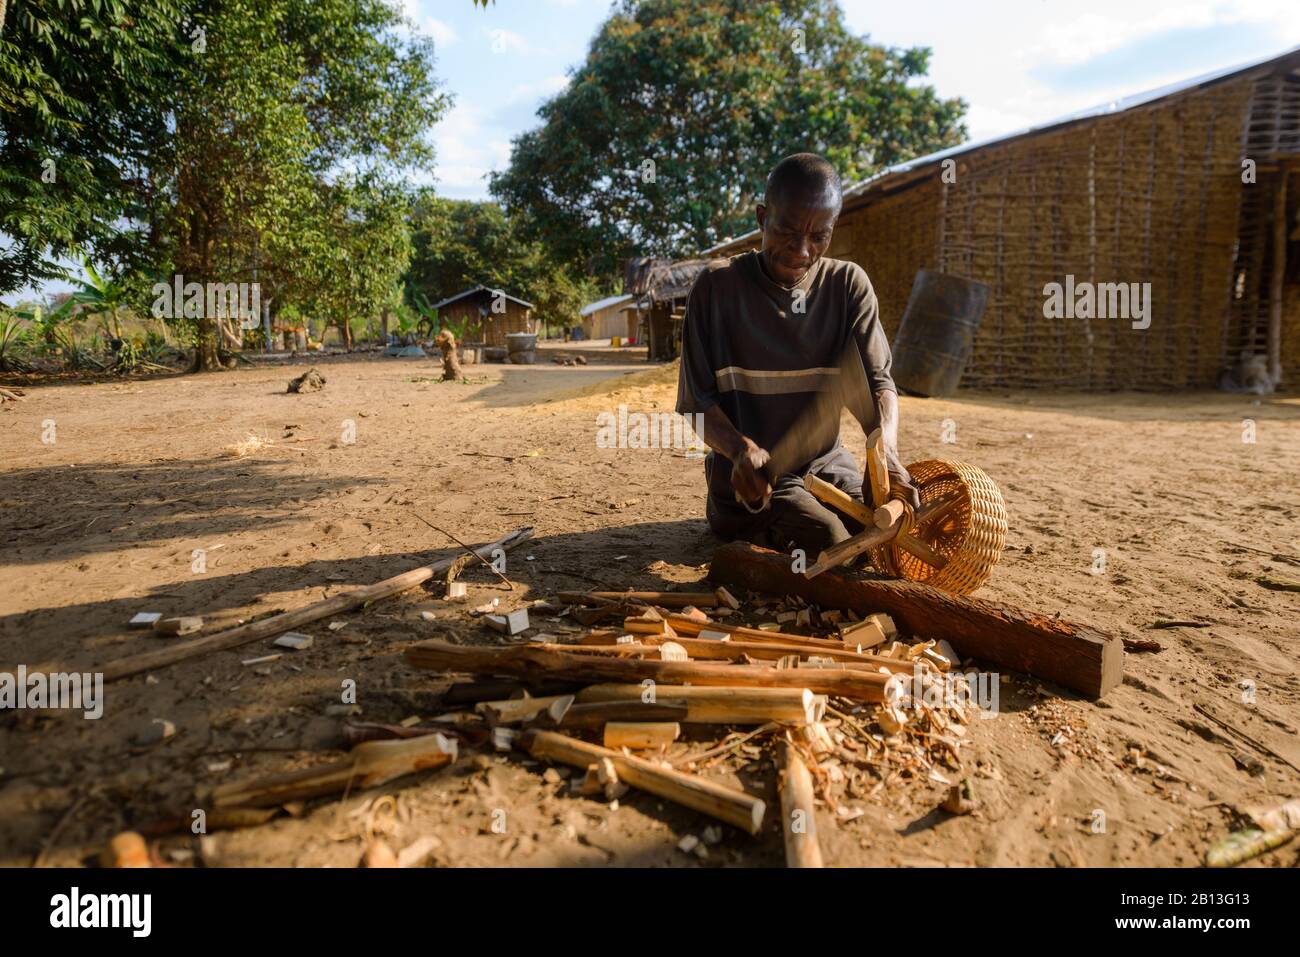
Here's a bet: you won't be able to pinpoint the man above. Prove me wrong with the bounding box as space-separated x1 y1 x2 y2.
676 152 918 558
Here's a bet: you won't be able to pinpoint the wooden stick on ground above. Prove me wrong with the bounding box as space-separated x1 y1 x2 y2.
406 640 904 703
77 527 534 684
521 729 765 834
575 684 818 725
579 591 720 608
709 541 1123 698
778 736 824 868
210 733 457 808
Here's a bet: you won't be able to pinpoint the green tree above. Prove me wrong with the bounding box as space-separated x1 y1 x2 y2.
0 0 185 294
490 0 967 272
404 193 607 338
302 176 413 350
154 0 449 369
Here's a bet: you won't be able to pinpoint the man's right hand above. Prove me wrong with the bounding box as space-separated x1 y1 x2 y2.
730 438 772 506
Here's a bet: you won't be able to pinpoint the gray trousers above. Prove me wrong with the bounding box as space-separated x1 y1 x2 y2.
705 445 866 557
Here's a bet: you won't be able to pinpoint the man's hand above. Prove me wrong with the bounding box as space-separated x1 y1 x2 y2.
885 446 921 509
730 438 772 506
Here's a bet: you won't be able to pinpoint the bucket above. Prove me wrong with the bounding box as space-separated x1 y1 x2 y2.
890 270 990 397
507 350 537 365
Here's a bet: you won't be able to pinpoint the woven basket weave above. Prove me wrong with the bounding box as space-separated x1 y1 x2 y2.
868 459 1007 595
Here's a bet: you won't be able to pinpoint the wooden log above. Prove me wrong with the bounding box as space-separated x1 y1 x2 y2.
805 472 874 525
547 636 922 674
587 591 720 608
865 428 890 507
406 641 902 703
211 733 457 808
521 729 765 834
475 694 574 725
603 721 680 749
575 684 817 725
661 615 857 651
70 527 535 684
709 542 1123 698
805 493 957 578
441 677 583 705
778 737 824 868
803 520 900 578
538 700 690 730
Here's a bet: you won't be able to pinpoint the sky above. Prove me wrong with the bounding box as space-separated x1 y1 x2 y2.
9 0 1300 303
413 0 1300 201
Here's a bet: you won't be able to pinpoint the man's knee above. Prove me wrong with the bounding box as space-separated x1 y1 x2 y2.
765 490 850 556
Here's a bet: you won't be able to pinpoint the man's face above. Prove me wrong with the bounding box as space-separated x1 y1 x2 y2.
756 192 838 286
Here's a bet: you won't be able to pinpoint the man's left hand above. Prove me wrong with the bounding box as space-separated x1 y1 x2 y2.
885 447 921 509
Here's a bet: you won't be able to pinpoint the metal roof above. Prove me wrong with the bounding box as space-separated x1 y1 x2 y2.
579 293 633 317
702 43 1300 256
429 285 534 311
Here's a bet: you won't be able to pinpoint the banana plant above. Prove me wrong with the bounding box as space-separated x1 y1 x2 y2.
69 257 132 344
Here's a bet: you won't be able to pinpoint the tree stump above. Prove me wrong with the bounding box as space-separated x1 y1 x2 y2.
435 330 463 381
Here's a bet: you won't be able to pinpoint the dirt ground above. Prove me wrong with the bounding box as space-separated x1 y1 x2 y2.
1 341 1298 868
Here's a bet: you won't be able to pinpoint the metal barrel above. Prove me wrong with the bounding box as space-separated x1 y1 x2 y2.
890 270 990 397
505 332 538 354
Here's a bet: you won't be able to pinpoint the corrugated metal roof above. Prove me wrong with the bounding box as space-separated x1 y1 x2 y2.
579 293 633 316
429 285 534 311
702 43 1300 256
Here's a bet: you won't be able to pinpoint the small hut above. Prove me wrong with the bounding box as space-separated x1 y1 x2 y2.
703 46 1300 391
579 294 635 341
623 258 710 361
431 286 534 349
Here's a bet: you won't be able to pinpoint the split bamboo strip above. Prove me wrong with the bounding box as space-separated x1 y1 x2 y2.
522 729 766 834
406 641 902 703
778 737 824 868
575 684 818 725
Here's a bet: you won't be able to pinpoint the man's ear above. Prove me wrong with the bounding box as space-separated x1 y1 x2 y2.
755 204 767 230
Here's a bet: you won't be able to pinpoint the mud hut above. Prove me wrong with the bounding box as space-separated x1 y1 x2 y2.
431 286 534 349
704 46 1300 391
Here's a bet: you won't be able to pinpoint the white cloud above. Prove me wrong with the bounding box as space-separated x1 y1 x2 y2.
839 0 1300 144
505 74 569 104
431 103 513 192
424 17 458 47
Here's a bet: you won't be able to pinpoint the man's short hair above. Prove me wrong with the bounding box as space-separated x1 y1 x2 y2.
764 153 842 211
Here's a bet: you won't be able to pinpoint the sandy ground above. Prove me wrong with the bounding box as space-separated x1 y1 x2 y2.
1 342 1298 868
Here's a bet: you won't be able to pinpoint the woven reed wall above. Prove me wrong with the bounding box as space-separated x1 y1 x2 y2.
925 76 1255 390
832 177 942 340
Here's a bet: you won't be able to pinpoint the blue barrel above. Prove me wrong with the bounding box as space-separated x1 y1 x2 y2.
890 270 990 397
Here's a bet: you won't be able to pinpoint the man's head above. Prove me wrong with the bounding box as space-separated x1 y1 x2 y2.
756 153 842 286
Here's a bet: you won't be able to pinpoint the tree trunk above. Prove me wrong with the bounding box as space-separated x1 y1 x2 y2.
708 542 1124 698
191 316 225 372
339 319 353 351
435 330 463 381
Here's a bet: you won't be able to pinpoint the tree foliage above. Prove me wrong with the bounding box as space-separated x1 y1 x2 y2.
405 193 606 336
0 0 185 294
490 0 967 272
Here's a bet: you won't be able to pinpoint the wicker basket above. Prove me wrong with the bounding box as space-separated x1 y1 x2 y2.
868 459 1007 595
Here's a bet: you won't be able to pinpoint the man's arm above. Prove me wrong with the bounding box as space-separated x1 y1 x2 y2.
697 405 771 504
